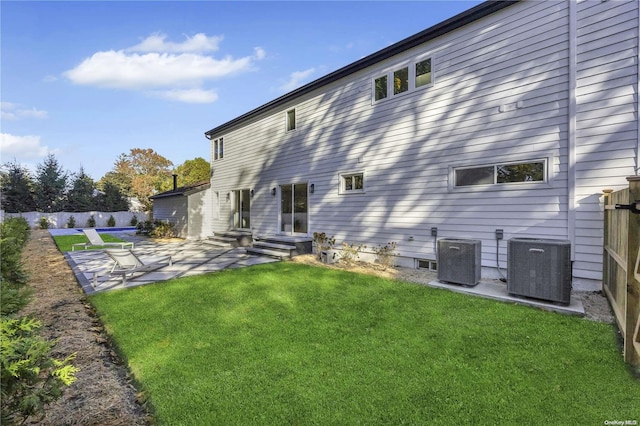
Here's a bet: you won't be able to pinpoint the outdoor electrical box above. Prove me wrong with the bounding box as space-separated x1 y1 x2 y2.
437 239 481 286
507 238 572 305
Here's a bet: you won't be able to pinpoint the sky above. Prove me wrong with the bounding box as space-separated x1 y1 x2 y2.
1 0 483 181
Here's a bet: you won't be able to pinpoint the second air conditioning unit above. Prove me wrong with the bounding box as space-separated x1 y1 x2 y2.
437 238 481 286
507 238 572 305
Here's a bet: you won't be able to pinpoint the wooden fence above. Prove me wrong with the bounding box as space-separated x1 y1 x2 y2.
603 176 640 368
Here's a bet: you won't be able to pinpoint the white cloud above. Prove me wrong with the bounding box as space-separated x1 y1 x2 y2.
63 33 265 104
0 133 52 161
279 68 316 92
1 102 48 121
150 88 219 104
126 33 223 53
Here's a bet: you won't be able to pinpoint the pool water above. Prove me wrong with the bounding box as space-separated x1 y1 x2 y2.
49 227 138 236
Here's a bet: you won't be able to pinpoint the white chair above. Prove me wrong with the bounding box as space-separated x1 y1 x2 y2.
92 249 172 288
72 228 134 251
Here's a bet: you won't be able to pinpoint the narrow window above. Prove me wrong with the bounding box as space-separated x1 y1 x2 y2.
218 138 224 159
214 140 219 161
455 166 495 187
393 67 409 95
415 58 432 88
286 109 296 131
374 75 388 101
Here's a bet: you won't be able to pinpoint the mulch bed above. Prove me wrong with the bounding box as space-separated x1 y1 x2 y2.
19 230 149 425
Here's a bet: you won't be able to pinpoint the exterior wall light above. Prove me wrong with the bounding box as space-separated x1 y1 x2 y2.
250 189 255 198
310 184 314 194
271 187 276 196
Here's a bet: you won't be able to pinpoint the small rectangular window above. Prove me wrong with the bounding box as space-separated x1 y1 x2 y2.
415 58 432 88
286 109 296 131
218 138 224 159
340 172 365 194
393 67 409 95
214 140 219 160
374 75 388 101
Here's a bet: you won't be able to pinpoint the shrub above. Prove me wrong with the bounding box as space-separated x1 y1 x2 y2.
136 220 176 239
0 218 32 315
130 215 139 227
66 216 76 228
107 215 116 227
86 215 96 228
0 317 78 425
38 217 50 230
312 232 336 260
340 241 366 265
373 242 398 270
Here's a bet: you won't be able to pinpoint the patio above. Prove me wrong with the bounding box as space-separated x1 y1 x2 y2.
64 236 279 294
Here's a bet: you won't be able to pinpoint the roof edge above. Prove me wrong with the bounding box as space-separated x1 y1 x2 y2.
204 0 519 138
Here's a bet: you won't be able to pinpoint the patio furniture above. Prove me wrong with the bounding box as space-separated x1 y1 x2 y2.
72 228 134 251
92 249 172 288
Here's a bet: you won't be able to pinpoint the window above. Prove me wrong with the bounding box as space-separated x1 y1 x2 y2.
393 67 409 95
373 56 433 102
340 172 364 194
286 109 296 132
417 259 437 272
454 160 546 188
374 75 388 101
214 138 224 161
415 58 432 88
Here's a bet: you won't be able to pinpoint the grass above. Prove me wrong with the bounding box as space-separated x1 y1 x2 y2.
90 262 640 425
53 234 129 252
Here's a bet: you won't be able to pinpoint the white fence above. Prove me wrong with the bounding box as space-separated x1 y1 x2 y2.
0 211 149 229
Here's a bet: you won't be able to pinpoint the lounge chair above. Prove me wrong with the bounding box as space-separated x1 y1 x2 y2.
72 228 134 251
92 249 173 288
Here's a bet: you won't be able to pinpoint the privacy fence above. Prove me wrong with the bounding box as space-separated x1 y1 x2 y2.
0 211 147 229
603 176 640 368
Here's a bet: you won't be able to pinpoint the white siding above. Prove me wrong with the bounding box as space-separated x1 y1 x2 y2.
153 197 188 238
207 0 638 290
574 0 639 283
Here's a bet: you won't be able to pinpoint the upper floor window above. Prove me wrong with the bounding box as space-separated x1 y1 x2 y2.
373 56 433 102
214 137 224 161
286 109 296 132
454 160 546 188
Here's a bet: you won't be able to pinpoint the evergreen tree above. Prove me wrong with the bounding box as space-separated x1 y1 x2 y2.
66 167 96 212
97 181 129 212
34 154 68 213
0 161 36 213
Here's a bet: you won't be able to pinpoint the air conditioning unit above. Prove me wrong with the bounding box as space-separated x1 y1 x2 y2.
437 239 481 286
507 238 572 305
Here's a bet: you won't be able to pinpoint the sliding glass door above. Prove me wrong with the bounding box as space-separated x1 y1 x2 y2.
233 189 250 229
279 183 308 234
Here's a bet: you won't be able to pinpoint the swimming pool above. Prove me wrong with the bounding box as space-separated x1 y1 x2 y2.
49 227 138 236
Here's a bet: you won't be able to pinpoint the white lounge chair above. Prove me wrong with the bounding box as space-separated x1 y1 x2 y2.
92 249 173 288
72 228 134 251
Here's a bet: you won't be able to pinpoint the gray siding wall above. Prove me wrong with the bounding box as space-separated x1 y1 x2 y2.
153 197 188 238
208 0 638 289
574 0 639 282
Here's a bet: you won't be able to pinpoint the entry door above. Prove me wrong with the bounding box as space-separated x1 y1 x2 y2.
280 183 308 234
233 189 251 229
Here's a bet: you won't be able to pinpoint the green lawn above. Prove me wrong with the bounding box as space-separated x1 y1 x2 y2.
90 262 640 425
53 234 129 252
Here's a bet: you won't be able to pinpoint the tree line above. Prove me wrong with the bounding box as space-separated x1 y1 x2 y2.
1 149 210 213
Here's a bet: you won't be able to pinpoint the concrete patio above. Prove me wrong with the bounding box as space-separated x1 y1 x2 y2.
64 236 279 294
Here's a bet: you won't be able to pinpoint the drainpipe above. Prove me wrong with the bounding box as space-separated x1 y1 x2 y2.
567 0 577 259
172 174 178 191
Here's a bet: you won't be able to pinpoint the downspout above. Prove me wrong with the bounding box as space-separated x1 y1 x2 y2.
567 0 577 259
637 0 640 175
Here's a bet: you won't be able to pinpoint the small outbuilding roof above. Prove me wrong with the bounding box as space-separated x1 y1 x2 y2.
204 0 518 138
150 180 211 200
